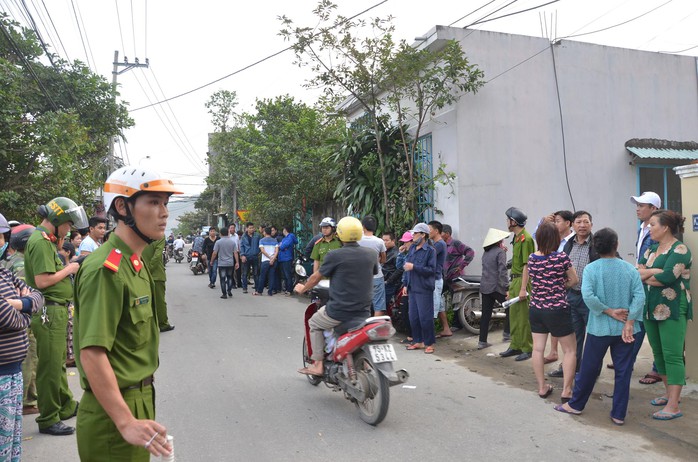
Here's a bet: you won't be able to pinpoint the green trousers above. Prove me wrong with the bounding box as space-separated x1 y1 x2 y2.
77 386 155 461
154 280 170 329
31 305 78 428
645 295 688 386
21 327 38 407
508 277 533 353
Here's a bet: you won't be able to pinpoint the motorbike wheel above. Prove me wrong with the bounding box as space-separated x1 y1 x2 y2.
458 293 491 335
354 352 390 426
301 338 321 386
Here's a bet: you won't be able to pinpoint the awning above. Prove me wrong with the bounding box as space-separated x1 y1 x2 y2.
626 139 698 162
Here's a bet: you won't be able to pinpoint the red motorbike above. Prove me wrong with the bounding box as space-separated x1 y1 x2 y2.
300 279 409 426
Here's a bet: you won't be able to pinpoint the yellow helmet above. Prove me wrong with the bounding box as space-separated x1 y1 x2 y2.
336 216 363 243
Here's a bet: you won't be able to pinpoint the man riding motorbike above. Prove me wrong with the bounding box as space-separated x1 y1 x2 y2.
295 216 379 377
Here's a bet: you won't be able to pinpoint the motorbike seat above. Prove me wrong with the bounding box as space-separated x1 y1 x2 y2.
461 275 481 284
334 316 368 336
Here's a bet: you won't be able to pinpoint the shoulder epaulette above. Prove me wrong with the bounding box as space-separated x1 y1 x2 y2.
103 249 123 272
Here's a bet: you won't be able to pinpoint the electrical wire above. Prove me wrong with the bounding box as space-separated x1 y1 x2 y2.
130 0 137 57
69 0 93 69
468 0 560 27
636 5 698 50
30 0 63 60
486 45 549 82
558 0 673 40
131 0 389 112
660 43 698 54
144 0 148 57
74 0 96 69
114 0 126 54
464 0 519 28
448 0 498 26
548 43 575 211
40 0 71 62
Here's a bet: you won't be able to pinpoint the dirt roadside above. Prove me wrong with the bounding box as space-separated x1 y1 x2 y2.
427 327 698 461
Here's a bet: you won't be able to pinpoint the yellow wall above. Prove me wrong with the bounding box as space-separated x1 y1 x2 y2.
675 164 698 381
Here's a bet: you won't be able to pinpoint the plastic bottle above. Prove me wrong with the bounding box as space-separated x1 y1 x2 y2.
161 435 175 461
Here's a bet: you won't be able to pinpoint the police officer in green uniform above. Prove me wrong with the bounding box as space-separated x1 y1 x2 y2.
499 207 534 361
142 237 174 332
74 166 181 460
25 197 88 435
310 217 342 274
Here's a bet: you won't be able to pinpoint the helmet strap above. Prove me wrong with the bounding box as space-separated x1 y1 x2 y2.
112 198 155 245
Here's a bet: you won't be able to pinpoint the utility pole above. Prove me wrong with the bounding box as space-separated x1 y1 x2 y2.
108 50 149 173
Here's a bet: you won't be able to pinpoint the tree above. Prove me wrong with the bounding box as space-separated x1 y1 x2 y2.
0 14 133 222
207 94 340 227
279 1 485 228
173 210 208 237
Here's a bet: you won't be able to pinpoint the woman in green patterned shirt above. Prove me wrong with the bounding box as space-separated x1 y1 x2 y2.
638 210 692 421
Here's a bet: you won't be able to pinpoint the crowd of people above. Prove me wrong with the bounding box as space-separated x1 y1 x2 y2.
0 176 693 459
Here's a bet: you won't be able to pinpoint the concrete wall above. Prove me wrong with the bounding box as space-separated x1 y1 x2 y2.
423 27 698 273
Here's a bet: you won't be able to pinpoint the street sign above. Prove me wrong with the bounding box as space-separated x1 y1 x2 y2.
693 214 698 232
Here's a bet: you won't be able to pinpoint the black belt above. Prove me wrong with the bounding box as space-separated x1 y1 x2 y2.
510 274 521 280
122 376 154 391
45 301 70 307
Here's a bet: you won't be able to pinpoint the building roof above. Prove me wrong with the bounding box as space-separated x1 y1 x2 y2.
626 138 698 161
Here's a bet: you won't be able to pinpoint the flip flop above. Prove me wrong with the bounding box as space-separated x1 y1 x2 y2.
610 416 624 426
539 384 554 399
297 367 323 377
553 404 582 415
406 344 424 350
639 374 661 385
652 410 683 420
435 333 453 339
424 346 435 354
400 338 414 344
650 397 680 406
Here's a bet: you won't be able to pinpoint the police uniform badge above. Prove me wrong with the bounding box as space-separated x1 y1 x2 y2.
104 249 122 272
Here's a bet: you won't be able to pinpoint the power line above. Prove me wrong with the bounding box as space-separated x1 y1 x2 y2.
469 0 560 27
69 0 93 69
464 0 519 28
660 43 698 54
39 0 71 62
144 0 148 57
558 0 673 40
131 0 389 112
636 5 698 50
114 0 126 54
130 0 137 57
448 0 498 26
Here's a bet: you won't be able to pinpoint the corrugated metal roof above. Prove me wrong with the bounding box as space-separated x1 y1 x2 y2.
626 146 698 160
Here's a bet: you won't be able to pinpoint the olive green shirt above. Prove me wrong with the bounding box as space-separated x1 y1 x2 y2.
74 233 159 390
25 226 73 304
310 236 342 265
511 229 534 276
639 241 693 322
141 238 166 282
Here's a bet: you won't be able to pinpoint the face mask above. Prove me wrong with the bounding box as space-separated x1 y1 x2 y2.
413 236 424 246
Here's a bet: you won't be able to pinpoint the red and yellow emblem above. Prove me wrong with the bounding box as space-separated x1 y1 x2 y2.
103 249 122 272
130 254 142 272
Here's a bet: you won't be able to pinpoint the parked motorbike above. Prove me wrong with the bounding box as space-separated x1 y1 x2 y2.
174 247 184 263
189 251 207 275
296 266 409 426
162 248 169 267
293 253 313 286
445 276 507 335
385 286 408 334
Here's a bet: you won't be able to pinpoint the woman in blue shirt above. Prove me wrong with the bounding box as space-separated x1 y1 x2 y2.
554 228 645 425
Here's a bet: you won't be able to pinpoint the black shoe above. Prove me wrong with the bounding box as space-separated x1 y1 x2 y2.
208 283 214 289
39 421 75 436
548 367 564 378
499 348 522 358
515 352 532 361
160 325 175 333
220 294 227 299
227 292 232 297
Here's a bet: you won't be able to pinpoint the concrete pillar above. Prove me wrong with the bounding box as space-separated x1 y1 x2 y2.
674 164 698 382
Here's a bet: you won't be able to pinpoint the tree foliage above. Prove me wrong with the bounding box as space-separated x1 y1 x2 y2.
0 14 133 223
279 1 485 229
207 94 340 227
173 209 208 237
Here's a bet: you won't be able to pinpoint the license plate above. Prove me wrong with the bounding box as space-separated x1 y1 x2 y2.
369 344 397 363
191 258 198 263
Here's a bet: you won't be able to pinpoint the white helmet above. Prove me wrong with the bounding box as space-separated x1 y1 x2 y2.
319 217 336 228
104 166 183 213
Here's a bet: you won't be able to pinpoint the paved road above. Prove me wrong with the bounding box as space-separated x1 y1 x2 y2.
22 259 693 461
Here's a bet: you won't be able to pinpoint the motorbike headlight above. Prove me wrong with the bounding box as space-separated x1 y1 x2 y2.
295 264 306 277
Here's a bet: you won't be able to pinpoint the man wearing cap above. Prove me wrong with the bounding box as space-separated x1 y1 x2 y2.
404 223 438 354
500 207 534 361
25 198 88 435
74 166 179 460
631 191 662 385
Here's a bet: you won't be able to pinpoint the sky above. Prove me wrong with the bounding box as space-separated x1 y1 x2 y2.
3 0 698 227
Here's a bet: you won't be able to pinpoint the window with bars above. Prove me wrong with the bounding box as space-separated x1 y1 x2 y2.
414 133 434 223
637 165 681 213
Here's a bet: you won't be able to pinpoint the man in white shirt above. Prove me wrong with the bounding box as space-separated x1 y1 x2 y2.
357 215 386 316
77 216 107 257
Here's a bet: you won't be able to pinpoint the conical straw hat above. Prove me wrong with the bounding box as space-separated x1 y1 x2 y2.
482 228 511 248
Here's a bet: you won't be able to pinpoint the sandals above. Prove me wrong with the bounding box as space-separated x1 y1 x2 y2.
639 373 661 385
406 343 424 351
424 346 435 354
538 384 554 399
553 404 582 415
652 410 683 420
650 397 680 406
